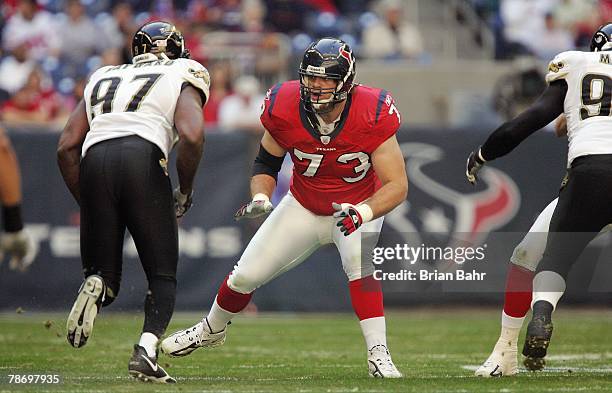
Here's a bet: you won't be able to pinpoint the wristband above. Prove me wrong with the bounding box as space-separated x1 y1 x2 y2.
355 203 373 223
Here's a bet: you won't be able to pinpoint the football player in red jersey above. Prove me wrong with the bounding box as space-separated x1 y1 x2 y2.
162 38 408 378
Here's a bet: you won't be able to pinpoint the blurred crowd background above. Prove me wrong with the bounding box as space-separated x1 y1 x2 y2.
0 0 609 131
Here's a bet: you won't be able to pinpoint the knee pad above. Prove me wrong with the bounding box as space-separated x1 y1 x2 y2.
510 232 547 272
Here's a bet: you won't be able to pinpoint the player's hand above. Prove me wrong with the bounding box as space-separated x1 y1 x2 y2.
0 229 37 272
466 149 486 185
332 202 363 236
174 187 194 218
234 194 273 221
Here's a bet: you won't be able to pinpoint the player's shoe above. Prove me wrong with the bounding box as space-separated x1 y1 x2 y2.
367 345 403 378
160 318 227 357
128 345 176 383
66 275 105 348
475 338 518 377
522 301 554 371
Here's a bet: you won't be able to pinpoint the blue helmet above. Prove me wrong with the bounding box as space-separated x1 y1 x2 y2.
132 21 189 60
298 37 356 113
591 23 612 52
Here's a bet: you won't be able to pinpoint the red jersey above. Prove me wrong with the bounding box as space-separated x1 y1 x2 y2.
260 81 401 215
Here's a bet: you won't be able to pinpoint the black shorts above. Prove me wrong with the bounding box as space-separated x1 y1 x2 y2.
79 135 178 301
538 154 612 277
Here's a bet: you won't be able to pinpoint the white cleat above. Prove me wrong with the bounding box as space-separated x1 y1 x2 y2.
66 275 105 348
475 338 518 377
161 318 226 357
367 345 403 378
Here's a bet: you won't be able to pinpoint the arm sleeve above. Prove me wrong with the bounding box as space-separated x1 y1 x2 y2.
180 59 211 107
480 80 567 161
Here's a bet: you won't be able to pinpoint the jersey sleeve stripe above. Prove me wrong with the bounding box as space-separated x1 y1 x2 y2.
267 83 283 116
375 89 388 124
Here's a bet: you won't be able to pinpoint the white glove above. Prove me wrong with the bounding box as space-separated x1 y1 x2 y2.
174 187 193 218
234 193 274 221
0 229 37 272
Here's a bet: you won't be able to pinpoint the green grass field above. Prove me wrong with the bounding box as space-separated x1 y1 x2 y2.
1 309 612 392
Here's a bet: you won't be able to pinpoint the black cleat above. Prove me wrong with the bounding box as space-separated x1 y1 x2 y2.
66 275 105 348
522 301 554 371
128 345 176 384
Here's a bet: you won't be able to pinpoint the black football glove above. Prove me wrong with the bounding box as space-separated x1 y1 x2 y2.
466 148 486 185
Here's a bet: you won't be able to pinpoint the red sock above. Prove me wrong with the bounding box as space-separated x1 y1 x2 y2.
349 275 384 321
503 263 534 318
216 276 253 313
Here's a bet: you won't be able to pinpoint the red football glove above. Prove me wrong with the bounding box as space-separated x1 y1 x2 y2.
332 202 363 236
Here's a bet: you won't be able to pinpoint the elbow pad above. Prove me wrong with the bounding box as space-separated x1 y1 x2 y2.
252 144 284 181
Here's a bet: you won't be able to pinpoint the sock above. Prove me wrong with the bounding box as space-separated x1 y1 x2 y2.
349 276 386 351
498 311 523 347
206 276 252 332
206 297 238 333
532 270 566 310
349 275 384 320
503 263 534 318
360 316 387 350
142 276 176 337
139 332 158 358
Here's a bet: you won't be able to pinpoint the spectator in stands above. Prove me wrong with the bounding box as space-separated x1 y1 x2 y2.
101 2 136 52
218 75 264 133
0 41 35 99
242 0 266 33
361 0 424 60
56 0 113 78
499 0 555 56
204 62 233 128
1 0 60 62
529 12 575 60
1 68 66 126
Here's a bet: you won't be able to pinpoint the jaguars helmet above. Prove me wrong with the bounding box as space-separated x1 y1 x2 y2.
132 21 190 60
298 37 356 113
591 23 612 52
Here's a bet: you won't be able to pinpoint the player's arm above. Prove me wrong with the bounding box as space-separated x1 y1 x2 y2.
234 129 286 221
555 114 567 137
57 99 89 204
466 80 567 184
0 126 37 271
333 135 407 236
173 85 205 218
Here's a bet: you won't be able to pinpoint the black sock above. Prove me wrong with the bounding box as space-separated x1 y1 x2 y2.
2 204 23 232
143 276 176 337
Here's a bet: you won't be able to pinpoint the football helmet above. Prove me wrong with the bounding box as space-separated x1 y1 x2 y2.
298 37 356 113
590 23 612 52
132 21 190 60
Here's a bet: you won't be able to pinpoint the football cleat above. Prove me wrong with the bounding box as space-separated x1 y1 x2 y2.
128 345 176 383
522 301 554 371
475 338 518 377
66 275 105 348
367 345 403 378
160 318 227 357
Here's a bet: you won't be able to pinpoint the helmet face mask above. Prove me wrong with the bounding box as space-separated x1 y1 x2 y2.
299 38 356 114
132 21 190 60
591 23 612 52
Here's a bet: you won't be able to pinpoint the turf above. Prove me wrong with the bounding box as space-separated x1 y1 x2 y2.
1 309 611 392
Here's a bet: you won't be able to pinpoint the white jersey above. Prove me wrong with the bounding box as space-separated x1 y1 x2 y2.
546 51 612 165
82 53 210 158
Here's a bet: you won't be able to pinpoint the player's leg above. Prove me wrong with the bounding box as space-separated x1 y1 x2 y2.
120 137 177 383
476 198 556 377
0 127 37 271
523 156 612 370
67 140 126 348
333 217 402 378
161 192 325 357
